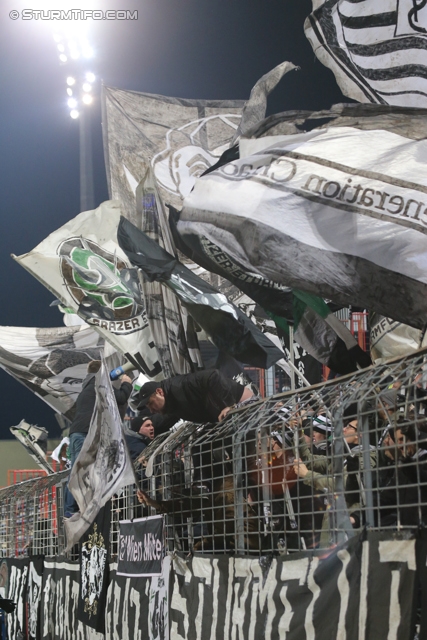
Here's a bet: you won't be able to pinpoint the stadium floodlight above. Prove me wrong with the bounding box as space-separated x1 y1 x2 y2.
82 94 93 105
82 83 92 93
66 76 76 86
82 45 94 59
59 54 68 63
85 72 95 83
67 98 77 109
70 110 79 119
66 88 73 97
53 34 61 43
57 44 65 53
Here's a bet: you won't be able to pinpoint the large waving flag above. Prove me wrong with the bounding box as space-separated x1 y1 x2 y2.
0 325 104 422
64 361 135 551
169 206 370 375
103 85 244 225
117 216 284 369
179 108 427 330
305 0 427 107
13 201 163 379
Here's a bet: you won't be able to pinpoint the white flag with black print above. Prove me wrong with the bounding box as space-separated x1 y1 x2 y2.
179 105 427 330
305 0 427 107
13 200 163 380
0 325 104 423
64 361 135 551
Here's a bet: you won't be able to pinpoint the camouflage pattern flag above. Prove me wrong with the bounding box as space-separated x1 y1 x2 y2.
0 324 103 422
64 361 135 551
13 200 163 380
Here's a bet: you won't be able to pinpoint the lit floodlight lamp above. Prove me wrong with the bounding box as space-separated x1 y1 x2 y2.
82 46 94 59
70 50 80 60
68 98 77 109
53 34 61 43
82 94 93 105
57 44 65 53
66 88 73 97
70 110 79 119
66 76 76 86
59 54 68 63
85 72 95 83
82 83 92 92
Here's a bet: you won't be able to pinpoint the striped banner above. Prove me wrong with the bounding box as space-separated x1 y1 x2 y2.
305 0 427 107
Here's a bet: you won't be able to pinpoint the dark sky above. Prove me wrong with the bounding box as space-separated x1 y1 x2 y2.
0 0 346 438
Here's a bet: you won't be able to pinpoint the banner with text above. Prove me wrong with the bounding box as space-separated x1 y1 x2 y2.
118 515 164 577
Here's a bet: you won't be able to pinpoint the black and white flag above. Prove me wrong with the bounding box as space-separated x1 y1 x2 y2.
179 109 427 330
171 532 416 640
370 312 427 362
64 361 135 551
0 325 104 422
102 86 244 222
78 504 111 634
118 217 284 369
305 0 427 107
14 200 163 379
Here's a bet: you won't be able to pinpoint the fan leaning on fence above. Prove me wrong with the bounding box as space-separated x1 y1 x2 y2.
137 369 255 424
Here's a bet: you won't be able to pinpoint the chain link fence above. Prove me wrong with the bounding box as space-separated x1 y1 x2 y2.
2 348 427 559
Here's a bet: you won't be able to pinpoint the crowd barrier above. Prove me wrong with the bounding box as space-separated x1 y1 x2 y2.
1 348 427 638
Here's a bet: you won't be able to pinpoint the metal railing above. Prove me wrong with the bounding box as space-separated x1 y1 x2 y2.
2 348 427 559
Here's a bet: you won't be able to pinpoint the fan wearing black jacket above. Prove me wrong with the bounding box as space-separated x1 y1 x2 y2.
138 369 254 424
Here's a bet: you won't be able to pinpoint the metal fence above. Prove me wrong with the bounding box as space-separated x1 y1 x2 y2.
1 348 427 559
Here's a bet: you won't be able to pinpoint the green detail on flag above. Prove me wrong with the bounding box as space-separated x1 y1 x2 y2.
70 247 134 311
293 289 330 319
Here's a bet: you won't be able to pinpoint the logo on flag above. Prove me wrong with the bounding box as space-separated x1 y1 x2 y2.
59 236 146 335
305 0 427 107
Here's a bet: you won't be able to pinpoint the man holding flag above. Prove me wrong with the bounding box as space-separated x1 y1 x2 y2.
64 361 136 550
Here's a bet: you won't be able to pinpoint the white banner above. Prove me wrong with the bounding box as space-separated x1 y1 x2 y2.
14 200 162 379
180 126 427 329
0 324 104 422
64 361 135 550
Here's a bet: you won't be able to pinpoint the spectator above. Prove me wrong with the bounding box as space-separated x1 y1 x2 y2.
125 416 155 461
137 369 254 424
64 360 132 518
311 415 333 455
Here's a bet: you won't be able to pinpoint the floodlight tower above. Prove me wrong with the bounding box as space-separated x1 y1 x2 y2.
54 31 96 212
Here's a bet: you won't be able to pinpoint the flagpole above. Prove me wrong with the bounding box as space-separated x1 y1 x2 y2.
289 325 295 390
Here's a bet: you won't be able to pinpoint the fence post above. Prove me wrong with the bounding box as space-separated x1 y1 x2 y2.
359 400 375 528
332 405 355 543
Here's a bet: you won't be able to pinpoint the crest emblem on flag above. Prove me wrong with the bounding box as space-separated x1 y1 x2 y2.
152 114 241 199
58 236 146 335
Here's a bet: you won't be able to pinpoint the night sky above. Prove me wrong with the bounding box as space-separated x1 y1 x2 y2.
0 0 347 438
